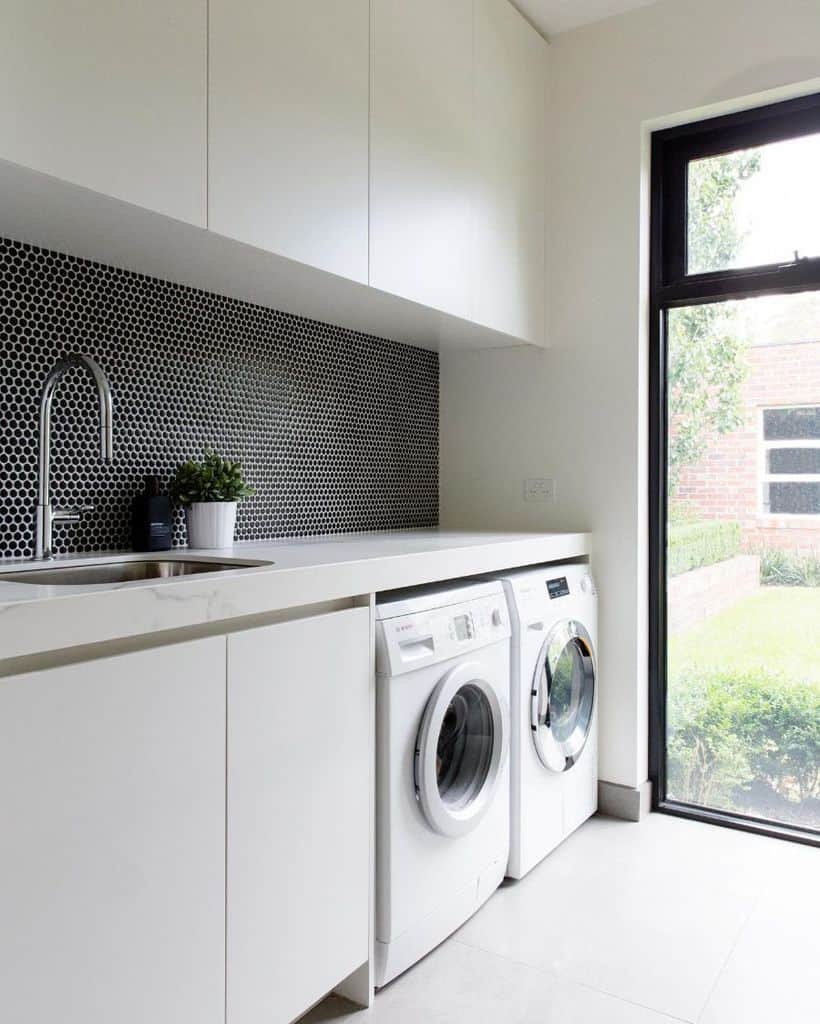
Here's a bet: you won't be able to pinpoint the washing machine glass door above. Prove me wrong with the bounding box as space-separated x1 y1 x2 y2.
531 620 595 773
415 661 509 838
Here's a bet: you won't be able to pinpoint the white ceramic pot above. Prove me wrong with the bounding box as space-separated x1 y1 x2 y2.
186 501 237 549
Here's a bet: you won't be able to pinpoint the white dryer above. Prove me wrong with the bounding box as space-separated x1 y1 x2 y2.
491 563 598 879
374 581 511 987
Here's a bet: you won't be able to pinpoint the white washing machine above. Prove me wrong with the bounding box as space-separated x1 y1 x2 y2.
490 563 598 879
374 580 511 987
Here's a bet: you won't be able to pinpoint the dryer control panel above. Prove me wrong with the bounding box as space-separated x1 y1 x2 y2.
376 594 511 677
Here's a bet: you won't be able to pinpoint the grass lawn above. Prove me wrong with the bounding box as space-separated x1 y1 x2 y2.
669 586 820 685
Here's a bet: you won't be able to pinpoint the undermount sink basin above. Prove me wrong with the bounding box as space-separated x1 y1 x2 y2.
0 558 272 586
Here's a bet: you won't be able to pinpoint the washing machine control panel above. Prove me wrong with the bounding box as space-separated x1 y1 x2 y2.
378 595 510 675
507 565 597 630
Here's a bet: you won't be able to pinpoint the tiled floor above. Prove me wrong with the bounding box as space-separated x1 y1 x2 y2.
303 813 818 1024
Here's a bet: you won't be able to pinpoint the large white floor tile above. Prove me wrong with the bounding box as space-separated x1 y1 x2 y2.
301 941 682 1024
303 942 543 1024
303 814 814 1024
698 843 820 1023
454 815 776 1021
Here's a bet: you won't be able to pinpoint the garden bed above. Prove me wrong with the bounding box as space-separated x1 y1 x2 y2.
667 553 759 634
668 587 820 831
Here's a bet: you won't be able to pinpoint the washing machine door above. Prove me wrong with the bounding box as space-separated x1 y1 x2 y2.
531 619 595 773
414 660 509 838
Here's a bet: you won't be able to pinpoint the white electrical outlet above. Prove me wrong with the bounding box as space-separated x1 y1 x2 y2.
524 477 556 503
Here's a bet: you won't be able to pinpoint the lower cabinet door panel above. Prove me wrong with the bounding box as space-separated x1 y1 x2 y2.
0 637 226 1024
227 606 371 1024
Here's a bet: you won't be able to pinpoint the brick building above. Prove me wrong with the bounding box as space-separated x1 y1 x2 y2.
676 338 820 553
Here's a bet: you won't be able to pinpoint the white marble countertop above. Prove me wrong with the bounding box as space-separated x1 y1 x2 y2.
0 529 590 664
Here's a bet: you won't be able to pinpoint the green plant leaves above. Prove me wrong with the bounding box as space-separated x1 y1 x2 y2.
759 548 820 587
667 520 741 576
668 151 761 497
668 668 820 825
169 447 256 506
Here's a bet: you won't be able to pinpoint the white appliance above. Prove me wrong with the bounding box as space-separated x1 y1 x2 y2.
374 580 511 987
490 563 598 879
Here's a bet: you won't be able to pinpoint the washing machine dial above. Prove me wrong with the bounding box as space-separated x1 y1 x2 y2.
491 607 503 627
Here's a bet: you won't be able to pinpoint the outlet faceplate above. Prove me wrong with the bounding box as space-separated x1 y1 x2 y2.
524 477 555 503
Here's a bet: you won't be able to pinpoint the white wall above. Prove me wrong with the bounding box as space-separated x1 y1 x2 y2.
440 0 820 790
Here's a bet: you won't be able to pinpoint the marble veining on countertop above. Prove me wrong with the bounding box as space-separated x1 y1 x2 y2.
0 528 591 664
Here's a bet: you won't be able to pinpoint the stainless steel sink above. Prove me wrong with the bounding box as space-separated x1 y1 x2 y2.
0 558 272 586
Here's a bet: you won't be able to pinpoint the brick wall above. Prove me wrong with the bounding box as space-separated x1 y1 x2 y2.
675 340 820 553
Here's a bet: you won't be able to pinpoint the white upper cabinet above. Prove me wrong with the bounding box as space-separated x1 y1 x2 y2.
370 0 475 319
0 0 546 346
209 0 370 283
370 0 547 342
473 0 547 343
0 1 207 226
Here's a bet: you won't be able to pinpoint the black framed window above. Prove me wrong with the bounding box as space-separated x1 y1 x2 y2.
649 92 820 847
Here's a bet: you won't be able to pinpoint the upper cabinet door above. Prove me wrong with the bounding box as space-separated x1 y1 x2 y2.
370 0 475 319
209 0 370 283
473 0 547 344
0 1 207 226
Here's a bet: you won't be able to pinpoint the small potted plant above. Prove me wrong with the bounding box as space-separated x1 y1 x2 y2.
170 447 256 549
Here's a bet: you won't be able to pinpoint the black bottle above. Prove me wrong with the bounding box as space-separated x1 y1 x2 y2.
131 475 173 552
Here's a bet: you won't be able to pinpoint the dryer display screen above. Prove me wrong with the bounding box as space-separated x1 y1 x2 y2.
453 614 473 640
547 577 570 599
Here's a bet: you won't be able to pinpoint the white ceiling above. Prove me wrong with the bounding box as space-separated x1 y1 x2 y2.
512 0 659 37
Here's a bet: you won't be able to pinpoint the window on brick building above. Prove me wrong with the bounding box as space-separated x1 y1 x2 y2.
761 406 820 515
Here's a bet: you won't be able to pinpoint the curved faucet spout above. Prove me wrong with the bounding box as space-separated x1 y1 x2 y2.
36 353 114 560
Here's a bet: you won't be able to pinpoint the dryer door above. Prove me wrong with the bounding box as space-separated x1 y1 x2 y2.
414 660 509 838
531 620 595 773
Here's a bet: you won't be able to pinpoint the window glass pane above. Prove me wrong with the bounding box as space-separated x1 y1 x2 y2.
768 481 820 515
666 291 820 833
763 406 820 441
687 133 820 274
768 447 820 474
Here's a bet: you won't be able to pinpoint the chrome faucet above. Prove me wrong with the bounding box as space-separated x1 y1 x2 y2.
36 353 113 560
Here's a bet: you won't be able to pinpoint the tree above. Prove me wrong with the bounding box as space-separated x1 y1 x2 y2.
667 151 761 498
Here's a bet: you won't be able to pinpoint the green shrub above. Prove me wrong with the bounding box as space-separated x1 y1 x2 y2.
667 670 751 808
668 668 820 819
667 500 700 525
667 520 741 576
759 548 820 587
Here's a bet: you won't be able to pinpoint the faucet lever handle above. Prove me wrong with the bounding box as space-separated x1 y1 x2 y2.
53 504 94 523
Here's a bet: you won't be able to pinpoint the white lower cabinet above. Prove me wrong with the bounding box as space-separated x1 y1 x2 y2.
0 607 372 1024
0 637 226 1024
227 607 372 1024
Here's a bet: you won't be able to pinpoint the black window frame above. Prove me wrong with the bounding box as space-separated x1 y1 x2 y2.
649 91 820 848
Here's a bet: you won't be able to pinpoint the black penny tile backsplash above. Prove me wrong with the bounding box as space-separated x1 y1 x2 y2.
0 237 438 558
